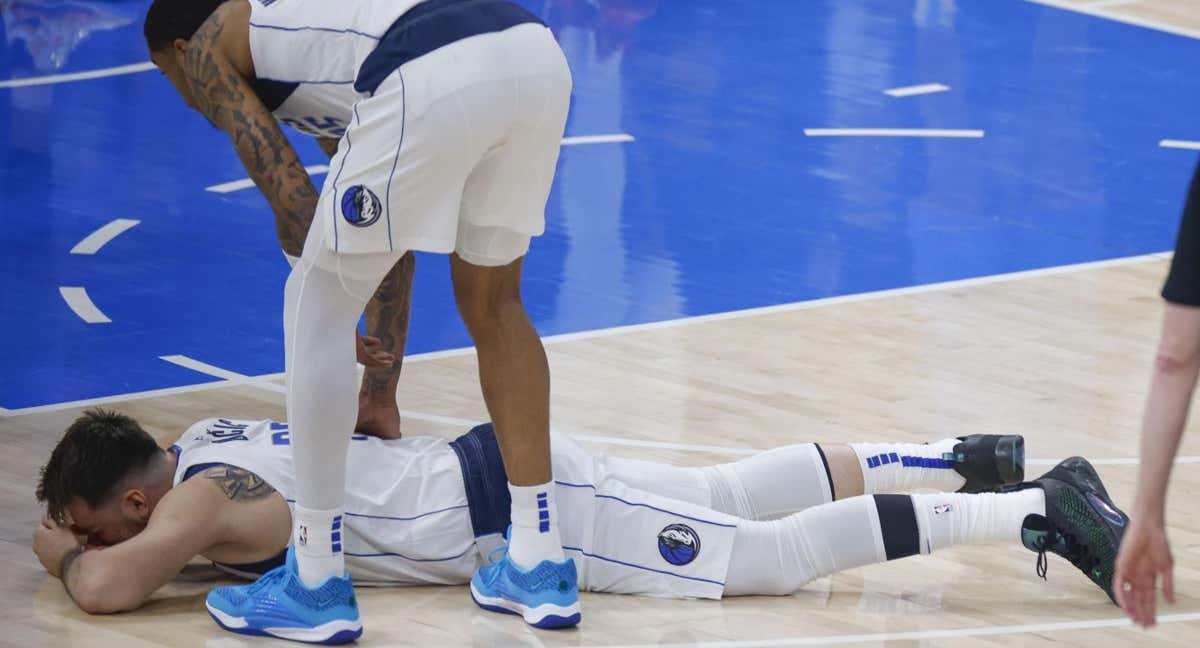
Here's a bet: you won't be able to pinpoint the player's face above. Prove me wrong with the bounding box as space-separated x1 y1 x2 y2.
65 497 149 547
150 45 200 113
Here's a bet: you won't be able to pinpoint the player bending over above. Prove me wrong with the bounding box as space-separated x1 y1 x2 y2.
33 410 1125 640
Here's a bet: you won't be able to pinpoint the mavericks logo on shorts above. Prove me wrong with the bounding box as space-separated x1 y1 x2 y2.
341 185 382 228
657 523 700 566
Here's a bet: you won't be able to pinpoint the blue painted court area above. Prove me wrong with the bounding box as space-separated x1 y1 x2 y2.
2 0 1199 410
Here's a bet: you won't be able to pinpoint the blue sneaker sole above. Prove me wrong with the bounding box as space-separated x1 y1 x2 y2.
470 586 581 629
207 608 363 645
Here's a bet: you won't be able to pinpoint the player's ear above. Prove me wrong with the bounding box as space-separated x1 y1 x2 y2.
172 38 189 56
122 489 149 516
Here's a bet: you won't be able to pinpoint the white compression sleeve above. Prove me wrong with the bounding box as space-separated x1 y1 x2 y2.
284 249 398 586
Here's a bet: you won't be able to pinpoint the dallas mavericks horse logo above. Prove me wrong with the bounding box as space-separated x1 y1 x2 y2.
657 524 700 566
342 185 382 228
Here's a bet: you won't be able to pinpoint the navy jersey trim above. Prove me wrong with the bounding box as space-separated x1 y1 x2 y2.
249 77 300 112
355 0 544 94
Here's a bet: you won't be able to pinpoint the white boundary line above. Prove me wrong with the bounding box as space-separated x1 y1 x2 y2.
19 352 1200 467
203 134 635 193
58 287 111 324
5 250 1171 415
0 62 157 89
579 611 1200 648
805 128 983 138
206 165 330 194
70 219 140 255
883 83 950 98
1161 139 1200 152
1027 0 1200 41
160 355 287 394
561 134 635 146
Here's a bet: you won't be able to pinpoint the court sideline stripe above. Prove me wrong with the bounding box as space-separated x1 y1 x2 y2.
34 353 1200 468
576 611 1200 648
203 134 636 193
0 62 157 89
16 353 1200 467
1027 0 1200 41
207 165 331 193
4 250 1171 415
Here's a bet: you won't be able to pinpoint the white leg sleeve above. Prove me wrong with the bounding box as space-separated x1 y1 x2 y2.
285 236 402 586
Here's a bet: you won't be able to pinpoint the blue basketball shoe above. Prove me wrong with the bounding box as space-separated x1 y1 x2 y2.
206 547 362 644
470 544 581 629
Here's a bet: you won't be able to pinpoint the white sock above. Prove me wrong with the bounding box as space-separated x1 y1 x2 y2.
911 489 1046 551
293 505 345 587
722 489 1046 597
507 482 566 569
849 438 966 493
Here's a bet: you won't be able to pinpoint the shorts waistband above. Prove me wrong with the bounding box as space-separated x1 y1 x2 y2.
355 0 545 94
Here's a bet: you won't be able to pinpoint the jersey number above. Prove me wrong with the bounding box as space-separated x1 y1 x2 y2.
270 422 368 445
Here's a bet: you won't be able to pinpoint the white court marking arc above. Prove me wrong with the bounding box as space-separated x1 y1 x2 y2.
70 219 141 255
204 134 636 193
58 287 111 324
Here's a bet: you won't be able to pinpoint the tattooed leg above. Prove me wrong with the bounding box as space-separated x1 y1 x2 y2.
356 251 415 440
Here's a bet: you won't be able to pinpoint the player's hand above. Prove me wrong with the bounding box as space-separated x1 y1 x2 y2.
1114 515 1175 628
32 514 83 579
356 332 396 369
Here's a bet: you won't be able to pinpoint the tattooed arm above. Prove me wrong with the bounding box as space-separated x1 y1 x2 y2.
49 465 289 614
183 2 315 257
316 137 340 159
313 137 415 419
359 252 415 417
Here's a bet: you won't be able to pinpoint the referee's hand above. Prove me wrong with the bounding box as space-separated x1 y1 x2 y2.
1113 516 1175 628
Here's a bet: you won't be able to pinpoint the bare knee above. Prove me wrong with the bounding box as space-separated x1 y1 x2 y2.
451 255 526 337
1155 338 1200 375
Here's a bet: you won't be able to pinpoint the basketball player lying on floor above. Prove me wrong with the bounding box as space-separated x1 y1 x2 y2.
32 409 1127 617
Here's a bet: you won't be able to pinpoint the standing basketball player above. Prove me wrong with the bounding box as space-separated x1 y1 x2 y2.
1114 161 1200 628
143 0 575 641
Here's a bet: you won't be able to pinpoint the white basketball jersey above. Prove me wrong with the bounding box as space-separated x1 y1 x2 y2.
246 0 425 138
171 418 479 585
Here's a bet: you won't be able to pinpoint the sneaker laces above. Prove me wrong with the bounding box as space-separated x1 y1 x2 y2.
244 564 290 594
1032 527 1099 581
487 545 508 565
1032 534 1050 580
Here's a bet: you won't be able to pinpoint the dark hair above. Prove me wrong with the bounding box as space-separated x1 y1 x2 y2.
36 409 161 522
143 0 229 52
